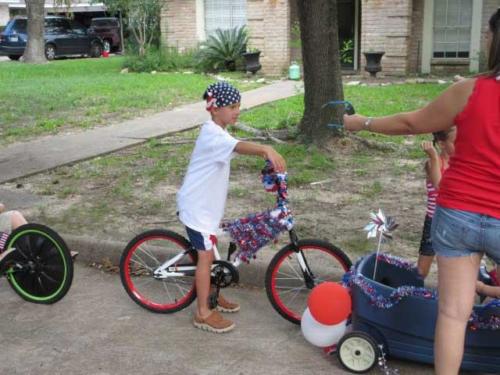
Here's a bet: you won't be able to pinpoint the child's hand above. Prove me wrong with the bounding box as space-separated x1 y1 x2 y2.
0 203 5 213
264 147 286 173
476 280 486 295
421 141 438 158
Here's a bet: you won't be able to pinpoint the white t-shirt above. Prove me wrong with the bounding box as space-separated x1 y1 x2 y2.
177 120 239 233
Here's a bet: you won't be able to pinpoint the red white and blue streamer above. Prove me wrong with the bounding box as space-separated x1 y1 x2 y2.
222 160 294 263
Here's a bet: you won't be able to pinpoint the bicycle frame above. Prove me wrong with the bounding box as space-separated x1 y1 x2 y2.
152 228 314 283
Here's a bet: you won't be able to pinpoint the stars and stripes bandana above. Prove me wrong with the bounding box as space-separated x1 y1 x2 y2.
203 81 241 111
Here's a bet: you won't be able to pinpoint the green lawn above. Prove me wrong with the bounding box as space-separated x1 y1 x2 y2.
0 56 259 144
239 82 450 156
240 83 448 133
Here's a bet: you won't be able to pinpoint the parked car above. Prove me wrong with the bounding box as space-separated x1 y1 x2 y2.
88 17 121 53
0 16 104 61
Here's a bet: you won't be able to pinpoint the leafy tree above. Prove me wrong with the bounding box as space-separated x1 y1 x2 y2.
98 0 163 56
296 0 344 145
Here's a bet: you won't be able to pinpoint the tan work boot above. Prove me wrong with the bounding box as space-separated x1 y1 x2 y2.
216 294 240 313
193 311 235 333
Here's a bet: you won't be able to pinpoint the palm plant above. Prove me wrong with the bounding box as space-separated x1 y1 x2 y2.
196 26 248 71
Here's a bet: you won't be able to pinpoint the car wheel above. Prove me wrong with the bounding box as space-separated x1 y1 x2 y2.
45 44 56 60
90 42 102 58
8 55 21 61
103 40 111 53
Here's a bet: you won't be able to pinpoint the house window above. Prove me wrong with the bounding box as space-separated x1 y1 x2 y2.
204 0 246 36
433 0 472 58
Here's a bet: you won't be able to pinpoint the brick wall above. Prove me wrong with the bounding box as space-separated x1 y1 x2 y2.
247 0 290 76
361 0 412 76
160 0 198 50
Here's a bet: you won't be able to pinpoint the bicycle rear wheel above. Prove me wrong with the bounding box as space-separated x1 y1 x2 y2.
265 239 351 324
120 229 197 313
4 223 73 304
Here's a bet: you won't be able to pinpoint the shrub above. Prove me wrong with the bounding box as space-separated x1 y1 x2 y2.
123 47 196 72
196 26 248 72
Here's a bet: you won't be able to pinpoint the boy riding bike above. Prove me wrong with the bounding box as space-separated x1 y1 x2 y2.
176 81 286 333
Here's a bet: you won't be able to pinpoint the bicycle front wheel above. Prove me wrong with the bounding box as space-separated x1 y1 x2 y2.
265 239 351 324
5 223 73 304
120 229 197 313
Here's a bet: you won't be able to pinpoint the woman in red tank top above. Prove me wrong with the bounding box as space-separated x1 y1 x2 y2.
344 9 500 375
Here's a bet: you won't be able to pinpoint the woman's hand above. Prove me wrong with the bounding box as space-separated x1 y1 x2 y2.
343 114 367 132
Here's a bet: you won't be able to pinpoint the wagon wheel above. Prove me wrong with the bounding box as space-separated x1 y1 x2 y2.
337 331 380 373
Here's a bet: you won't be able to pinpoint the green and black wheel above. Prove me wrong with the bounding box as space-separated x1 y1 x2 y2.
2 223 73 304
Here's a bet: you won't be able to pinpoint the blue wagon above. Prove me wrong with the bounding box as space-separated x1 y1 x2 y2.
338 252 500 373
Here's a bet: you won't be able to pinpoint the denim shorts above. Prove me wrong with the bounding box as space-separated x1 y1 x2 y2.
431 206 500 264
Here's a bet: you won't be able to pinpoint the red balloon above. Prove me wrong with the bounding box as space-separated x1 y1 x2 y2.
307 282 352 325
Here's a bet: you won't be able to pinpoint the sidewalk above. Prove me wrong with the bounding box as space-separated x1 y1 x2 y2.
0 79 302 183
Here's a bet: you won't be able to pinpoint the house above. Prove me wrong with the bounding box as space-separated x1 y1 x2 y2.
0 0 107 27
161 0 499 76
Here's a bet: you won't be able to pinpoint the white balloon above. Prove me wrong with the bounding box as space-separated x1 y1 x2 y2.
301 308 347 347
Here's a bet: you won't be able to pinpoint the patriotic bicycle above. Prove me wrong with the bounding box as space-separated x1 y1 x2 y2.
119 161 352 324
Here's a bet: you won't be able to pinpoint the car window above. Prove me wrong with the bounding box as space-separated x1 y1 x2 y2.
70 20 87 35
44 18 70 33
11 19 27 34
91 19 118 27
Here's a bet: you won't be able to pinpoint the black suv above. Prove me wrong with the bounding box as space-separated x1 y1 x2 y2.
0 16 104 60
89 17 121 52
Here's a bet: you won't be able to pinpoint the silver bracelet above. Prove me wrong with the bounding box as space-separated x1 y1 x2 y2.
363 117 373 131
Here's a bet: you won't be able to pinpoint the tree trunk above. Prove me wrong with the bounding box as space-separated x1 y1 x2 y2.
296 0 344 145
23 0 47 64
119 11 125 54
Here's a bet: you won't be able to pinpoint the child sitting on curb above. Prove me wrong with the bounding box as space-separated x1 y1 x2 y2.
0 202 78 258
176 81 286 333
0 202 28 250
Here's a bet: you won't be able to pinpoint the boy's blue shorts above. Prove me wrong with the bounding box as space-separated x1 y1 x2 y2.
185 226 217 251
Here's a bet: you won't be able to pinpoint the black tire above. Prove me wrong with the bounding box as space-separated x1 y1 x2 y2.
4 223 73 304
265 239 352 324
337 331 380 373
45 44 56 60
89 42 102 58
120 229 198 313
8 55 21 61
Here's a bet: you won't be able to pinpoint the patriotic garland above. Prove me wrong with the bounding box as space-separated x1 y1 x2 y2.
221 161 294 263
344 253 500 330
